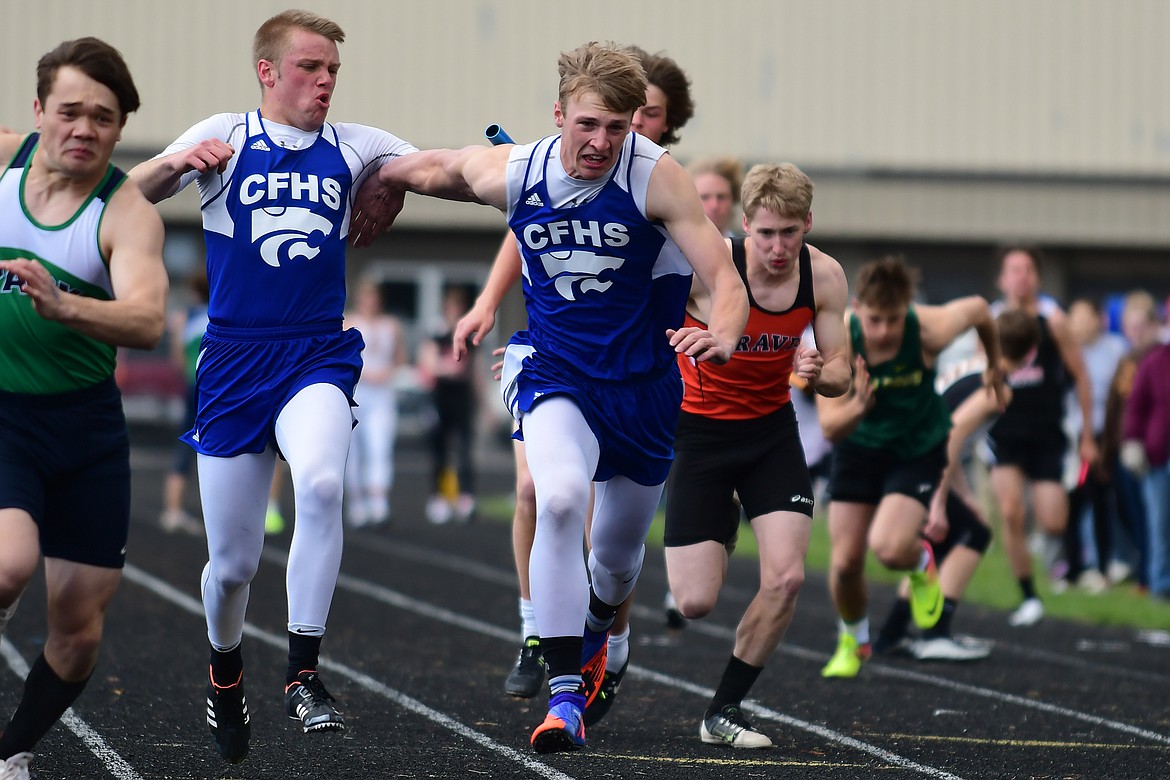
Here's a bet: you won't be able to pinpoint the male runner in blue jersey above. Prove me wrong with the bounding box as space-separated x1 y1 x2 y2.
129 10 416 765
0 38 168 780
444 46 698 716
355 41 748 753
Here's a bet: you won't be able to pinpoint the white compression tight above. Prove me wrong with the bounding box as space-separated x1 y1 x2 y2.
199 383 352 650
523 396 663 638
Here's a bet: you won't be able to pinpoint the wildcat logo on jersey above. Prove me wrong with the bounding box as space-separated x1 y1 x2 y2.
251 207 334 268
537 249 625 301
522 220 629 251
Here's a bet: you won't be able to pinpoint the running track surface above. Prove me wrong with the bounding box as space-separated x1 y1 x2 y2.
3 430 1168 780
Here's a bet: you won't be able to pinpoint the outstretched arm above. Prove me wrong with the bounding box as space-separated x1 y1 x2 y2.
453 232 523 360
350 144 512 248
128 138 234 204
650 156 747 364
920 296 1006 409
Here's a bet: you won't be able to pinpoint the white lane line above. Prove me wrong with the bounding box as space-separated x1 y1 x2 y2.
120 564 576 780
341 535 1170 747
0 640 146 780
258 549 967 778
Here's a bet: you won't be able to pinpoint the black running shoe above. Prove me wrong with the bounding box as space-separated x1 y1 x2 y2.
583 657 627 728
285 670 346 733
206 671 251 764
872 629 915 657
504 636 546 698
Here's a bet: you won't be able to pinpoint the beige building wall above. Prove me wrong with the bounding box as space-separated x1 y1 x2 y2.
4 0 1169 247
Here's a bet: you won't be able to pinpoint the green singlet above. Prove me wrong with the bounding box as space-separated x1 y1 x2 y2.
847 307 951 457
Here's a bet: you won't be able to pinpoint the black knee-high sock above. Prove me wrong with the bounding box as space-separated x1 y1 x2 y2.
705 655 762 718
586 588 619 632
878 597 912 640
209 643 244 687
922 598 958 639
287 632 323 685
1019 576 1037 601
0 653 91 759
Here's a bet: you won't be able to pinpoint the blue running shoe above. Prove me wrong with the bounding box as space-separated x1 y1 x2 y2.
531 693 586 753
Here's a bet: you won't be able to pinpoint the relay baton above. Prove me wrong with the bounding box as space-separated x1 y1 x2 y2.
485 124 514 145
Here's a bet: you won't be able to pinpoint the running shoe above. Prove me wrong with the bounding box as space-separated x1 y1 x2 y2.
1008 597 1044 627
504 636 545 698
583 656 627 728
531 694 586 753
0 752 33 780
206 669 251 764
908 542 943 629
700 704 772 748
820 633 872 679
580 626 609 710
285 670 346 733
872 629 915 657
912 635 991 661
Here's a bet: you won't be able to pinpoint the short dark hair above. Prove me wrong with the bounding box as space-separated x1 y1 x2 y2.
994 245 1045 276
855 255 919 310
622 45 694 147
37 37 140 122
997 308 1041 363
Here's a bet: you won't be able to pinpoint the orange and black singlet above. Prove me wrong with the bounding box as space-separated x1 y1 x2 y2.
678 239 815 420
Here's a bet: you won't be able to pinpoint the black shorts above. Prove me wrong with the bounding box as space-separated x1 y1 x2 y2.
0 377 131 568
665 404 813 548
985 428 1066 482
827 438 947 508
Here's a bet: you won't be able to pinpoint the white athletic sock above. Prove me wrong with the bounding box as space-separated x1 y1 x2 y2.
841 617 870 645
606 625 630 671
519 598 538 640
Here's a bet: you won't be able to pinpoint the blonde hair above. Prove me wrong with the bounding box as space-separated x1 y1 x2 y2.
558 42 647 115
687 157 745 204
253 10 344 73
741 163 814 221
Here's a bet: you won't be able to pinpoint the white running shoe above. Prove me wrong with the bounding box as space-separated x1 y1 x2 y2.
700 705 772 749
425 495 453 525
1008 597 1044 627
912 636 991 661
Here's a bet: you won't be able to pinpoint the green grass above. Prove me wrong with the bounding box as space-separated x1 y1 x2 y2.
476 493 1170 631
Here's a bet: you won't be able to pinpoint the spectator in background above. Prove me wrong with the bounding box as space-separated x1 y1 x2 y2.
986 247 1097 627
1112 292 1167 592
1058 298 1127 592
419 286 480 524
343 280 407 527
161 271 210 535
688 157 744 238
1121 334 1170 600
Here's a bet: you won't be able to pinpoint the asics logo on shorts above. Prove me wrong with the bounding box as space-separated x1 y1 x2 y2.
538 249 626 301
790 494 814 506
250 207 334 268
